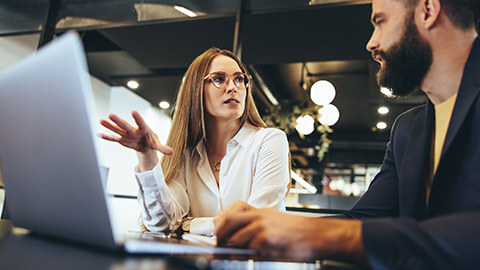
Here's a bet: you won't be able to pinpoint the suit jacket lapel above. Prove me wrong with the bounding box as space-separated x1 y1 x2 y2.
398 101 433 220
428 38 480 212
439 37 480 161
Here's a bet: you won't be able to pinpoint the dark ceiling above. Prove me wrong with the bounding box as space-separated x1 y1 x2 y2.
1 0 427 171
76 2 426 169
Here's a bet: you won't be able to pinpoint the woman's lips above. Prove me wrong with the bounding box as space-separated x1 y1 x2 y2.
224 98 239 104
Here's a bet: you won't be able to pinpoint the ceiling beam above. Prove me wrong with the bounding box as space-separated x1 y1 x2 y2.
38 0 60 48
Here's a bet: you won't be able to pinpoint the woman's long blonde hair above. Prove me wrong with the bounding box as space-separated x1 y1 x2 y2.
161 48 266 184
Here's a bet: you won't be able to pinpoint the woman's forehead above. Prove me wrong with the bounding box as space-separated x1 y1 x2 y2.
207 55 242 73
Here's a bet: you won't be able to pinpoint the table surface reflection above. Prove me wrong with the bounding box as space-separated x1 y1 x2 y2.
0 219 365 270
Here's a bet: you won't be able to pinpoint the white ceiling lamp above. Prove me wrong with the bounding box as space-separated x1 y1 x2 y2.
295 115 315 135
158 101 170 109
127 80 139 90
380 87 393 97
318 104 340 126
377 106 389 115
376 121 387 130
310 80 336 106
174 5 198 17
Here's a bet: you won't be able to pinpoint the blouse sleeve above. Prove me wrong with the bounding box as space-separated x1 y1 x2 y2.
135 160 189 232
247 129 290 211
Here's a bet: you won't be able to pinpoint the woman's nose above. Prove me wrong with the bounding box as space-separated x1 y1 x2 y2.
225 78 238 93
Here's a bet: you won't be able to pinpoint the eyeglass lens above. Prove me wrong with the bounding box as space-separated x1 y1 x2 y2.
209 73 249 88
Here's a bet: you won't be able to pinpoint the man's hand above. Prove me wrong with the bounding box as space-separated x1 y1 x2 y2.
214 201 367 263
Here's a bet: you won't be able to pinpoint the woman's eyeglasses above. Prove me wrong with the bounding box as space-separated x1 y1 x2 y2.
204 72 251 89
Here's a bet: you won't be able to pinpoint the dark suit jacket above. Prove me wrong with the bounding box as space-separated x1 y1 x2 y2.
343 37 480 270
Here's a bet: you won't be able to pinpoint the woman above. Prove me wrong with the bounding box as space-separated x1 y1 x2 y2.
100 48 290 236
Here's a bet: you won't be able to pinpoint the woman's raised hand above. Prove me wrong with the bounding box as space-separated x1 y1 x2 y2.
100 110 173 155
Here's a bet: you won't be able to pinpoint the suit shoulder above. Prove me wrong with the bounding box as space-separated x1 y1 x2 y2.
394 104 427 127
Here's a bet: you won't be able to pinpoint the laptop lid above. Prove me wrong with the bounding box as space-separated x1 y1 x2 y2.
0 32 117 250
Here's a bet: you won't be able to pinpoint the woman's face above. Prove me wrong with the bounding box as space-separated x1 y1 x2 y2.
203 55 247 122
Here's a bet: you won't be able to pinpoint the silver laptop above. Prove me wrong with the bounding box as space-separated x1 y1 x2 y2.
0 31 253 255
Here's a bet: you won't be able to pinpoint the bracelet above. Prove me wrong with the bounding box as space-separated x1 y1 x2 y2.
181 217 194 232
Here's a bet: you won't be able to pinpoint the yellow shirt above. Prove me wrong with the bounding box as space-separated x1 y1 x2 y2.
427 93 458 202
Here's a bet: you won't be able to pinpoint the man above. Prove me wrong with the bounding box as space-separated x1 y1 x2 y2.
213 0 480 268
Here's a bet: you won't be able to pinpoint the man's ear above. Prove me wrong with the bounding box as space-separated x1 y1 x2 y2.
420 0 441 29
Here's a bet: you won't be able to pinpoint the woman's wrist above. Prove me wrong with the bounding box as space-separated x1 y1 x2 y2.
136 149 159 172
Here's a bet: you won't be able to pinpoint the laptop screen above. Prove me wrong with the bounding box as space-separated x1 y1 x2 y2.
0 32 116 249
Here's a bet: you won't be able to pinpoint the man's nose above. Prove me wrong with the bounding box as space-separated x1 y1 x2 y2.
366 31 378 53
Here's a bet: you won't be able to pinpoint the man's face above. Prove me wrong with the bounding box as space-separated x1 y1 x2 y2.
367 0 433 97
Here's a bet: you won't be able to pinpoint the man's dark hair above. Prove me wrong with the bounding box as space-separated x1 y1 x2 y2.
399 0 477 30
473 0 480 33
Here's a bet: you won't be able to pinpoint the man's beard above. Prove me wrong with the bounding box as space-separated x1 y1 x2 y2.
376 13 433 97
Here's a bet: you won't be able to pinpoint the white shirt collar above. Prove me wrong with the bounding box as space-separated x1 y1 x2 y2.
193 123 258 158
231 123 257 147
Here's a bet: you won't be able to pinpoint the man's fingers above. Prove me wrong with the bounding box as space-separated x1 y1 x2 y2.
215 211 258 246
248 231 284 258
214 201 255 233
227 201 254 213
224 221 259 248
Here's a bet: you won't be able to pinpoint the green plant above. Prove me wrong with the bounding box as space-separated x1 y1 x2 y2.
263 100 332 162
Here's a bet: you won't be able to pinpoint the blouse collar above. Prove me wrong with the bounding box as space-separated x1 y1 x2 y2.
193 123 259 158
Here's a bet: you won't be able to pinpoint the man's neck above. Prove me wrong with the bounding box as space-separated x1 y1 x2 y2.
422 29 477 105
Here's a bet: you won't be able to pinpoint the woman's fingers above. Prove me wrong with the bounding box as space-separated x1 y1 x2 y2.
101 111 173 154
132 111 173 154
131 110 150 131
108 113 136 134
99 133 121 142
154 144 174 155
147 133 174 155
100 119 126 135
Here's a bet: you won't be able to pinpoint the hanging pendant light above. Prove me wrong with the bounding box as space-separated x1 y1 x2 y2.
318 104 340 126
310 80 336 105
295 115 315 135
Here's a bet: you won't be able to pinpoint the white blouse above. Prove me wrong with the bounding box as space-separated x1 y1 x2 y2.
135 124 290 235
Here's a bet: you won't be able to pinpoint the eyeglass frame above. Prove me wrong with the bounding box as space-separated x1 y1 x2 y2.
203 71 252 89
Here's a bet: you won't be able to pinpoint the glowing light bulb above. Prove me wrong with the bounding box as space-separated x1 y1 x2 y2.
380 87 393 97
318 104 340 126
378 106 389 115
158 101 170 109
295 115 315 135
127 80 139 89
376 121 387 129
311 80 336 105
